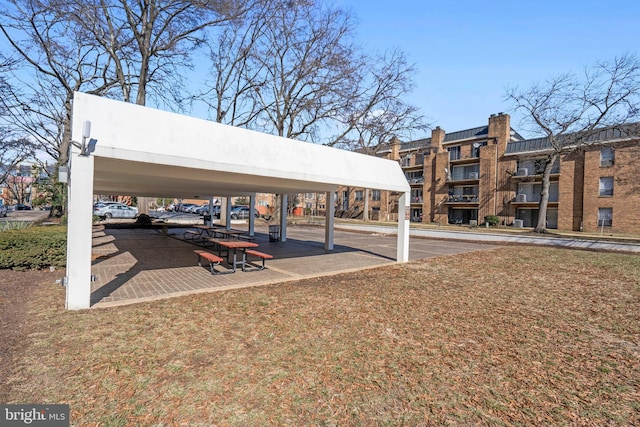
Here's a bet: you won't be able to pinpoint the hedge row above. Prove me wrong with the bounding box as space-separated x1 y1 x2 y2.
0 226 67 270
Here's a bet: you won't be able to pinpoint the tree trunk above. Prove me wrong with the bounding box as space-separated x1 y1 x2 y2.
534 153 558 233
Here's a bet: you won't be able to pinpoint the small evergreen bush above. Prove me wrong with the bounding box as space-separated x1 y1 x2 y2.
484 215 501 226
0 226 67 270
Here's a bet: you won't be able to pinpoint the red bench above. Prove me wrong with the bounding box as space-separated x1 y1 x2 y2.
244 249 273 270
194 250 224 274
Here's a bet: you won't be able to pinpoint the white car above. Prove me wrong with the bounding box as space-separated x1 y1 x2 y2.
94 203 138 219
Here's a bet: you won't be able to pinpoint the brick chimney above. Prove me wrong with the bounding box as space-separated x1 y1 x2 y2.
488 112 510 153
389 136 401 161
431 126 445 151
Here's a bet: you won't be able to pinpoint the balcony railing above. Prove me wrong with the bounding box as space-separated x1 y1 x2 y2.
411 196 423 203
407 177 424 184
513 167 560 177
447 173 479 182
446 195 479 203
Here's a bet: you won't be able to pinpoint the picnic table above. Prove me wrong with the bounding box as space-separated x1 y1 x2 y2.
208 238 258 272
184 225 219 245
213 229 245 239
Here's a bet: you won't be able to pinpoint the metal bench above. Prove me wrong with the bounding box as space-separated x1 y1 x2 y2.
194 250 224 274
244 249 273 270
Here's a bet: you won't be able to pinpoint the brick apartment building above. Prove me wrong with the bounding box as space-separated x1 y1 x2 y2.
338 113 640 234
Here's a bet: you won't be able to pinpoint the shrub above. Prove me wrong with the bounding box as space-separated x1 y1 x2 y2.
0 221 32 232
484 215 501 226
0 226 67 270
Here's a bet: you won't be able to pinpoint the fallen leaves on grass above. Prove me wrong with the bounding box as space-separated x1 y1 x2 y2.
2 246 639 425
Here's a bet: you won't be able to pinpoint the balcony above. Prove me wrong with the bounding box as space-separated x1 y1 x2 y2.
512 167 560 179
410 196 423 204
449 154 481 164
511 194 558 205
407 177 424 185
446 172 479 183
446 195 479 204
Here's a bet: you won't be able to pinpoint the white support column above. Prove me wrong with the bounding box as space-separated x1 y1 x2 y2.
325 191 335 250
363 188 370 222
279 194 287 242
225 196 232 229
65 153 95 310
397 191 410 262
207 197 214 226
248 193 256 236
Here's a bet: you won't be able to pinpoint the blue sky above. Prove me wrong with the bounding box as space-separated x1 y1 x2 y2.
337 0 640 138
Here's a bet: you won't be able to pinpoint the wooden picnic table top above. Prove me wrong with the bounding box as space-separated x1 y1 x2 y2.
207 238 258 249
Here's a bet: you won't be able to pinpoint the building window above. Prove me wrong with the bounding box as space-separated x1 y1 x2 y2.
371 190 381 201
447 146 461 161
600 146 614 167
598 208 612 226
355 190 364 201
401 155 411 167
599 177 614 196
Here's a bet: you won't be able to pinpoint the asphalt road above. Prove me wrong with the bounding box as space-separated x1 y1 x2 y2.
0 209 51 222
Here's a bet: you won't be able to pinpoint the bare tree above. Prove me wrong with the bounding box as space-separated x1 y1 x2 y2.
73 0 249 108
0 135 35 192
193 1 273 125
506 54 640 233
2 0 250 213
0 0 118 165
198 0 426 145
335 49 429 152
71 0 250 214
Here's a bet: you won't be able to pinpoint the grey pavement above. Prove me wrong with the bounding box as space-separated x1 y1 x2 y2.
337 223 640 254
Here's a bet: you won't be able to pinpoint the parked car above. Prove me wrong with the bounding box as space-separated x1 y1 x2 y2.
179 203 198 213
186 204 203 214
93 201 123 209
0 204 7 217
230 206 259 219
15 204 32 210
194 204 211 215
94 204 138 219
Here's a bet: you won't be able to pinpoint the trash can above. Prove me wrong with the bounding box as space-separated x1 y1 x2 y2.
269 225 280 242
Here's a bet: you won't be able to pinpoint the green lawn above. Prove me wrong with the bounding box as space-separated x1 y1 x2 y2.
3 246 639 426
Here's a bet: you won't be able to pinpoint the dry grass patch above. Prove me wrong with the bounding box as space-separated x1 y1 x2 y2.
2 246 639 425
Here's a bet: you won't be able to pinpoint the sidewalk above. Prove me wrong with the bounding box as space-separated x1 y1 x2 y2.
333 222 640 254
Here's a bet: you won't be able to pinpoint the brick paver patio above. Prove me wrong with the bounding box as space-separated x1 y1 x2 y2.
90 223 498 308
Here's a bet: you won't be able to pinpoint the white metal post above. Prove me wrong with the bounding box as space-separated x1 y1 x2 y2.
279 194 287 242
65 153 95 309
325 191 335 250
248 193 256 236
397 191 410 262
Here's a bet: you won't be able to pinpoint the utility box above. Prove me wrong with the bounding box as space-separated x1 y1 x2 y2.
513 219 524 228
